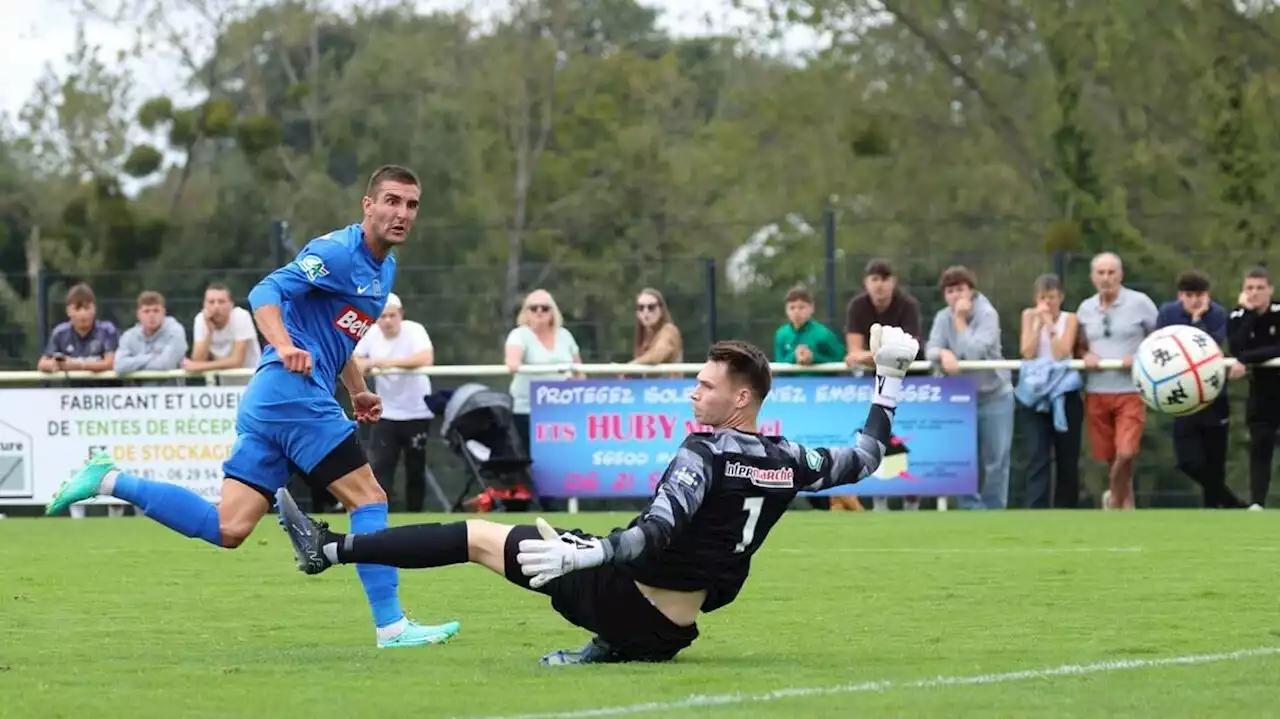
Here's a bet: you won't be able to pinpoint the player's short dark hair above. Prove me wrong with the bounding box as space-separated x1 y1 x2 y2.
365 165 420 198
707 340 772 405
65 283 95 308
137 290 165 309
864 259 894 279
1176 270 1210 294
784 285 813 305
938 265 976 291
1246 266 1271 283
1032 273 1061 296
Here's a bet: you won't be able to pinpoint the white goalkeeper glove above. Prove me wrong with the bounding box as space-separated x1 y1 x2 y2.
516 517 607 589
870 323 918 378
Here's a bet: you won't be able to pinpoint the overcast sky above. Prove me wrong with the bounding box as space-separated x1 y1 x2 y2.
0 0 819 122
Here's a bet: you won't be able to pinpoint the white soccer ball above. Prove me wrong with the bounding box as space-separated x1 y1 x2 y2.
1131 324 1227 416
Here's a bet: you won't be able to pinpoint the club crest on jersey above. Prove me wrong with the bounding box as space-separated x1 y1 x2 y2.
725 461 794 488
334 305 375 340
804 448 823 472
298 255 329 282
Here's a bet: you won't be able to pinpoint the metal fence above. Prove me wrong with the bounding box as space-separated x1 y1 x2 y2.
2 212 1273 371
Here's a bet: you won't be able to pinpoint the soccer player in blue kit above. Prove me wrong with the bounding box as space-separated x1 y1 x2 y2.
45 165 460 648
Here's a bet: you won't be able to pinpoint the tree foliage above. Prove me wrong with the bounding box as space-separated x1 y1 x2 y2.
3 0 1280 371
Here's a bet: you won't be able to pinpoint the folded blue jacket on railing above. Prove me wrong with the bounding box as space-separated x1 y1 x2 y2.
1014 358 1083 433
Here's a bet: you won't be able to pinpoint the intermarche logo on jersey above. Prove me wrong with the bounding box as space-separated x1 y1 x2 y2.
724 461 794 489
333 305 375 340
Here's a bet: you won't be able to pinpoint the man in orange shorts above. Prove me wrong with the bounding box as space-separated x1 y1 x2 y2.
1077 252 1159 510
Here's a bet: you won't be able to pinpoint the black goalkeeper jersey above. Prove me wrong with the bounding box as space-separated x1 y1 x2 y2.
594 414 889 613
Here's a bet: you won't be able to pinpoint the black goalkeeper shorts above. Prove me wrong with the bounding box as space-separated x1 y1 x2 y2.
503 524 699 660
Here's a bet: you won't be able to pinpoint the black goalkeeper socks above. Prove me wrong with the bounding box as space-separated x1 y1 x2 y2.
332 522 470 569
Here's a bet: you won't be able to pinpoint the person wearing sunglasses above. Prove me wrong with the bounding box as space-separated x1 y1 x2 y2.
505 289 582 511
631 288 683 366
1077 252 1158 510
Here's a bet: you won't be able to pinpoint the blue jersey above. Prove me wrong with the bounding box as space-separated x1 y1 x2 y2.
247 223 397 395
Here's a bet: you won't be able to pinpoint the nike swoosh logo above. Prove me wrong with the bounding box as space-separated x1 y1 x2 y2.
357 285 370 294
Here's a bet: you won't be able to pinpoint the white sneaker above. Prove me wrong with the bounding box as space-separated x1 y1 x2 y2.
1248 503 1264 512
1101 490 1112 511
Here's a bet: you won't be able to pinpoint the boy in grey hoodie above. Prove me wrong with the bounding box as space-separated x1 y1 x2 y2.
925 266 1014 510
114 291 189 375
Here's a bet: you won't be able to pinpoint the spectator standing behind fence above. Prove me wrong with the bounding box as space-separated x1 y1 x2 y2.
1227 266 1280 510
1156 271 1245 509
926 266 1015 510
775 285 844 371
1015 274 1083 509
113 291 189 374
844 259 923 511
632 288 683 365
505 289 581 511
38 283 120 519
38 283 118 375
354 293 435 512
181 283 261 385
1077 252 1158 511
774 284 847 510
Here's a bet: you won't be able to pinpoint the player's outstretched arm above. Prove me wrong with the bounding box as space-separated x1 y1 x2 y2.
794 323 918 491
516 440 714 588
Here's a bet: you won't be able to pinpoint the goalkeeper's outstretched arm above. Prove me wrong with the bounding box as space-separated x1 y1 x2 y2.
792 378 899 492
792 323 915 491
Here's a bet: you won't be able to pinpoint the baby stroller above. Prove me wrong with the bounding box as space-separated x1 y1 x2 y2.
438 383 536 513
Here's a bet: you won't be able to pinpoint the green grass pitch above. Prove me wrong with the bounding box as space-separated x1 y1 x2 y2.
3 509 1279 718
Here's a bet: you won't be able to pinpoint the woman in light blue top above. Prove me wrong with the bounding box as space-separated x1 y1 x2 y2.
504 287 581 449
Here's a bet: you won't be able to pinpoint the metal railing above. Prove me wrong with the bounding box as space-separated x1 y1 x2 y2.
0 357 1260 383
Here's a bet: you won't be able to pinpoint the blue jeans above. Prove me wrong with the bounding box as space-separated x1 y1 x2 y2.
956 390 1015 510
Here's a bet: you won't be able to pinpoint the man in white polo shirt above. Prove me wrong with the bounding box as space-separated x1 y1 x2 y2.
182 283 262 385
354 292 436 512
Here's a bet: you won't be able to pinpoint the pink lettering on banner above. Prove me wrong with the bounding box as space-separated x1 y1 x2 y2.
586 413 678 441
535 422 576 442
682 419 783 435
612 472 636 492
565 471 600 493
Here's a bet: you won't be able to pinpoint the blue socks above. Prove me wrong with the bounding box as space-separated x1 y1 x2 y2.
349 503 405 629
111 473 224 547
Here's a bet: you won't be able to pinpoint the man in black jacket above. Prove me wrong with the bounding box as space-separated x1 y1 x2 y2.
1227 266 1280 509
1157 271 1245 508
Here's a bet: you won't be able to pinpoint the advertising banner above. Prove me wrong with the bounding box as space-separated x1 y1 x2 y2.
0 386 242 505
528 376 979 498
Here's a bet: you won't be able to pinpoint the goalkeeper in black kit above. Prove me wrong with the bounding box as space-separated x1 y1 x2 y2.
275 325 920 664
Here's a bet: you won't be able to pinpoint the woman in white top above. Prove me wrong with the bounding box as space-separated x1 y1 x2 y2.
1018 273 1083 509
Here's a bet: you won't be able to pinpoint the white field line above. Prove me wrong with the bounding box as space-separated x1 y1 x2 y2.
470 646 1280 719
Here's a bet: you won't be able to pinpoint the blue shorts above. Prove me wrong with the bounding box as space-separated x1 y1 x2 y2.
222 363 357 495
